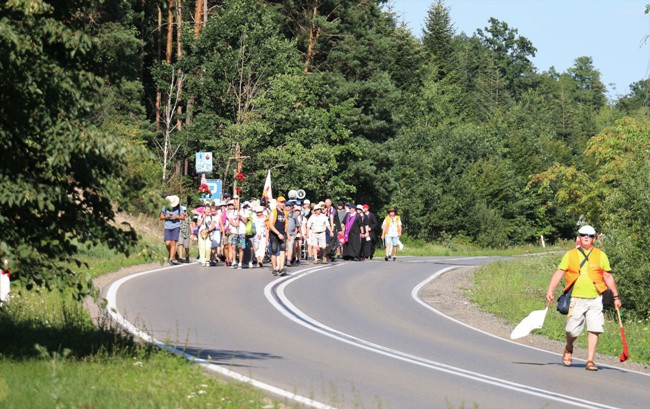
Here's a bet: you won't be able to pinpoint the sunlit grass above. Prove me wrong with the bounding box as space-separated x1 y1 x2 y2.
470 255 650 363
382 236 570 257
0 222 284 409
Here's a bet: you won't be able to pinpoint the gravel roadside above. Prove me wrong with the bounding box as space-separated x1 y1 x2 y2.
420 266 650 374
84 262 163 328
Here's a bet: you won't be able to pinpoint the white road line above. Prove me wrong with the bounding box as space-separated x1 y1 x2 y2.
411 266 650 377
103 260 646 409
265 265 621 409
104 264 335 409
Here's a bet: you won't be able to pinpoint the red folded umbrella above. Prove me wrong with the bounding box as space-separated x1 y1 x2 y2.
616 307 629 362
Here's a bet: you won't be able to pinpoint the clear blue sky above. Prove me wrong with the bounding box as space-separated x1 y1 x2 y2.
388 0 650 99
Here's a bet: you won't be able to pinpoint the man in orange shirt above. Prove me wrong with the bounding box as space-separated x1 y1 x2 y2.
545 225 622 371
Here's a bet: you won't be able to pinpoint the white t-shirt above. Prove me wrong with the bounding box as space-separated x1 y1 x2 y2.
253 215 267 238
226 209 238 234
200 215 214 233
307 213 329 233
237 208 251 235
382 216 401 237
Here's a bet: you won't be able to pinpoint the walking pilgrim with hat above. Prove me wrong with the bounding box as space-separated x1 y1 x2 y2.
381 207 402 261
545 225 622 371
160 195 186 265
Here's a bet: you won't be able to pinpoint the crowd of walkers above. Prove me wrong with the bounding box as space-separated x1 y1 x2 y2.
160 193 403 276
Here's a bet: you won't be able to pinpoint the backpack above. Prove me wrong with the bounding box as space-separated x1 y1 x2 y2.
245 217 256 236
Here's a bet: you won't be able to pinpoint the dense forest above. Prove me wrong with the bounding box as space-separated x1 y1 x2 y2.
1 0 649 316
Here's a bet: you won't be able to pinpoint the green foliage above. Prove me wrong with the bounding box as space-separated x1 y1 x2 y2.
475 17 537 97
528 118 650 317
616 79 650 115
0 0 153 299
3 0 649 301
422 0 455 80
595 119 650 318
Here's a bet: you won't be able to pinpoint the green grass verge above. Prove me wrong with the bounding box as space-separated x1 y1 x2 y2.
386 236 570 257
469 255 650 364
0 353 271 409
0 229 283 408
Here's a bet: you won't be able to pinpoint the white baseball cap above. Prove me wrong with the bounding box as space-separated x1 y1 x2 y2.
578 225 596 235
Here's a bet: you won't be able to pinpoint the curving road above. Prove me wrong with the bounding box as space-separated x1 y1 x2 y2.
105 257 650 409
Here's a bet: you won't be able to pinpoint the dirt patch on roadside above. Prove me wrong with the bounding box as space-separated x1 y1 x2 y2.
420 266 650 374
84 262 162 328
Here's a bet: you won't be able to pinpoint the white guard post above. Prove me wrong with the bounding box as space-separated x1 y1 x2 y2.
0 259 10 305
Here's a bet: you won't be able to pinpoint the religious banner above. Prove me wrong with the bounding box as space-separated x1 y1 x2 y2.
195 152 213 174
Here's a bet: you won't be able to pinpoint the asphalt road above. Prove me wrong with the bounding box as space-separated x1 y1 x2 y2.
105 257 650 409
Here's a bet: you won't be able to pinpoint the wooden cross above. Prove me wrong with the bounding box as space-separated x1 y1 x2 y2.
228 143 249 196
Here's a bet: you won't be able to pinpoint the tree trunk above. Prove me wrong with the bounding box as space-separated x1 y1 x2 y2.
176 0 183 131
155 5 163 130
166 0 174 64
160 68 185 184
203 0 207 29
194 0 203 38
304 0 320 73
186 0 205 127
140 0 146 83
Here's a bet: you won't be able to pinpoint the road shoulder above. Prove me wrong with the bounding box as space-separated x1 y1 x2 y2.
420 266 650 374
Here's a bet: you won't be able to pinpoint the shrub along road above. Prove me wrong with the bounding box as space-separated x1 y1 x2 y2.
104 257 650 409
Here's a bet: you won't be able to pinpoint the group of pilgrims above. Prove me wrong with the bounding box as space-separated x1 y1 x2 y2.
165 191 403 277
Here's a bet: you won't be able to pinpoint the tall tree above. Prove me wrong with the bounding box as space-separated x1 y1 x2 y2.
422 0 455 79
616 78 650 115
565 56 608 150
0 0 149 298
475 17 537 97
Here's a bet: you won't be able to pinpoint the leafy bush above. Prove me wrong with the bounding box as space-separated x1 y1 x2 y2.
602 151 650 318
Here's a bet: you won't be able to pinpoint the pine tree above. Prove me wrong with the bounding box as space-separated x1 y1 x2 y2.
422 0 455 79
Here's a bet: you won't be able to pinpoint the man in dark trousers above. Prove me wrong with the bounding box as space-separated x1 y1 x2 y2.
361 204 379 259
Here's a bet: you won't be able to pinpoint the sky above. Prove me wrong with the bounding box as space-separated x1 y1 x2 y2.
388 0 650 99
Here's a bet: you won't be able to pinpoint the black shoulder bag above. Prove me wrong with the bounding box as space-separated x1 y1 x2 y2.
557 248 591 315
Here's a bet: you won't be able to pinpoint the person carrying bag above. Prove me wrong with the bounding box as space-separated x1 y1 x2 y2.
546 225 622 372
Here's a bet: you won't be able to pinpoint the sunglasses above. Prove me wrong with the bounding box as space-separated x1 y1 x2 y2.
579 233 595 238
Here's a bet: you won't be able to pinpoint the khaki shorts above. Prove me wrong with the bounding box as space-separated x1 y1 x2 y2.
566 296 604 336
309 231 327 248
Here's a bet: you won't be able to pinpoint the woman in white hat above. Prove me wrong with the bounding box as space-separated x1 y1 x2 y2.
252 206 269 268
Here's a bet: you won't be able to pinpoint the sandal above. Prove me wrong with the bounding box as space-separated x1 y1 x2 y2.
585 360 598 371
562 347 573 367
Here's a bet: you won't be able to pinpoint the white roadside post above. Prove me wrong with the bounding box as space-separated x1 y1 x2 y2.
0 259 10 305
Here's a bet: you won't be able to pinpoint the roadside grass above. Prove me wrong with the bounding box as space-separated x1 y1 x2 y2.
469 255 650 364
388 236 570 257
66 228 166 280
0 224 284 408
